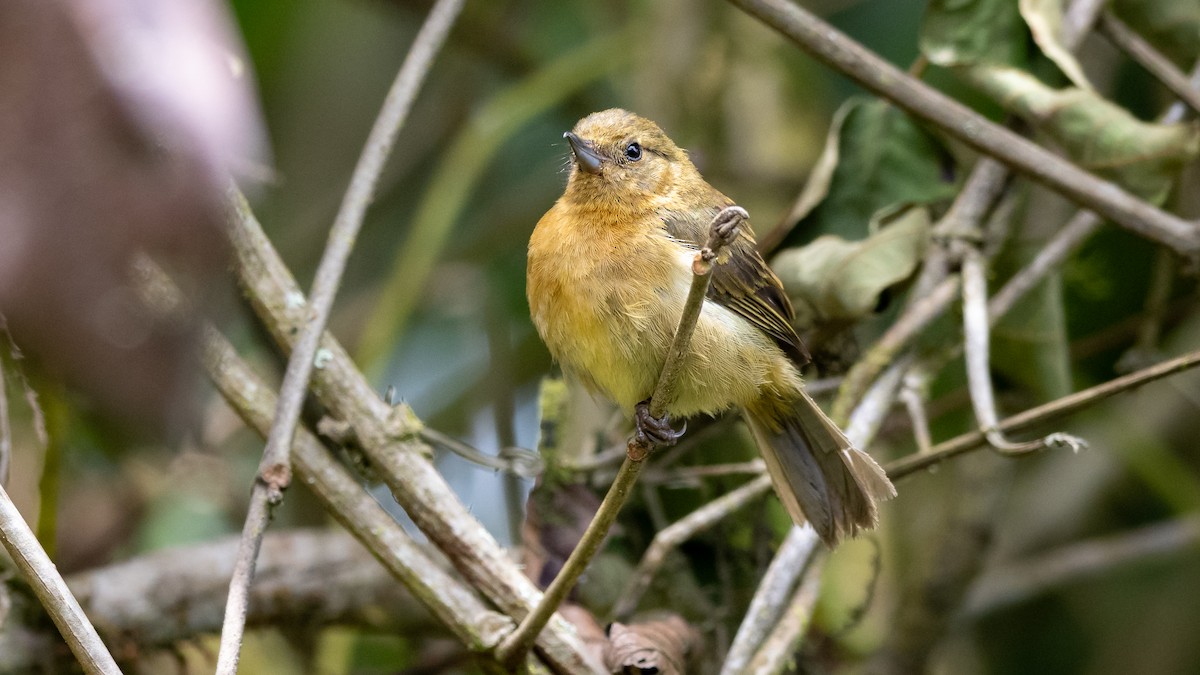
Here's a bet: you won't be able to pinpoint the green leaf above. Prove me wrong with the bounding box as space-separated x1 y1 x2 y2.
959 66 1200 202
788 98 957 243
920 0 1030 68
774 206 931 324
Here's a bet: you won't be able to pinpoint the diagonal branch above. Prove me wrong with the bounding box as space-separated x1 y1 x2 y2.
495 206 746 669
0 484 121 674
213 1 464 671
226 196 601 671
886 349 1200 480
725 0 1200 255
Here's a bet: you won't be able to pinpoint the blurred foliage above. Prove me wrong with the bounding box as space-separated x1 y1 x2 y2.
2 0 1199 673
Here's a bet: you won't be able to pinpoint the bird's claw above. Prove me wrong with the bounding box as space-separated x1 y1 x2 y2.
634 399 686 448
711 206 748 247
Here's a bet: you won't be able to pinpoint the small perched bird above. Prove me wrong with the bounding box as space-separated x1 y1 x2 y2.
527 109 895 545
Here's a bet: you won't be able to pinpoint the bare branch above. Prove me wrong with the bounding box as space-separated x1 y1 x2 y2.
226 191 601 671
419 427 543 477
725 0 1200 255
613 474 773 618
961 246 1087 455
721 525 821 675
0 484 120 674
886 349 1200 480
831 276 960 424
966 515 1200 615
743 555 827 674
496 206 745 669
1099 12 1200 115
214 1 463 670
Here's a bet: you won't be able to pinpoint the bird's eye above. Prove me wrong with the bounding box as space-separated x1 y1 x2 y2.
624 142 642 161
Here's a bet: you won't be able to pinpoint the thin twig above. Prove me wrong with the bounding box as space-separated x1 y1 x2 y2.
988 210 1101 320
613 474 773 618
886 349 1200 480
419 428 543 477
0 484 121 674
213 2 463 670
966 515 1200 615
831 276 960 424
725 0 1200 255
961 246 1088 455
495 207 744 669
201 325 512 653
644 460 767 484
899 370 934 454
227 192 600 671
1099 12 1200 115
742 554 826 674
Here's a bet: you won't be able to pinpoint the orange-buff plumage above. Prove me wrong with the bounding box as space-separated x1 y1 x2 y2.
527 109 895 545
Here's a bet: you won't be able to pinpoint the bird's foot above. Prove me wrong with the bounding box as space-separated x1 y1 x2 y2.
710 205 748 248
634 399 686 448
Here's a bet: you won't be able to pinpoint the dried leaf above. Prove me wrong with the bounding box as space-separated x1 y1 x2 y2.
603 616 698 675
774 206 931 325
1019 0 1092 89
960 65 1200 202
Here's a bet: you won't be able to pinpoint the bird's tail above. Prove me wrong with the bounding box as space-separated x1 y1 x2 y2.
745 392 896 546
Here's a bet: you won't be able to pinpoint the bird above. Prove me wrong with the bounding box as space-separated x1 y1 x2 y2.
526 109 895 545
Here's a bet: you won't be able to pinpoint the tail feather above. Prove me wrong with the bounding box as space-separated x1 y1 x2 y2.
745 392 896 546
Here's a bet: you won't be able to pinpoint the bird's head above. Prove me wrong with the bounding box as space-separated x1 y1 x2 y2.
561 109 696 207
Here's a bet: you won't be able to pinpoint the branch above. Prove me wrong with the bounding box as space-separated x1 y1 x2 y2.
742 554 827 674
720 525 821 675
0 530 450 672
886 349 1200 480
966 515 1200 615
495 206 746 669
960 246 1087 455
725 0 1200 255
214 1 463 670
613 474 773 618
0 484 120 674
226 197 601 671
1098 12 1200 115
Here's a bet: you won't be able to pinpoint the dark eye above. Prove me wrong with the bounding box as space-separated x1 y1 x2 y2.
624 142 642 161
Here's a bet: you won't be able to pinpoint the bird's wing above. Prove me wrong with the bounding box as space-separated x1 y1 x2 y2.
663 206 811 367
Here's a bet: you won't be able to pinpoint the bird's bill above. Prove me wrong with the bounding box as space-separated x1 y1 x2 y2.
563 131 603 175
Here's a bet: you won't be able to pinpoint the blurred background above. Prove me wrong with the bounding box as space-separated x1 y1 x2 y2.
2 0 1198 673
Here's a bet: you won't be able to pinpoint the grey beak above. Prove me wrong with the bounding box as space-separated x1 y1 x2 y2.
564 131 603 175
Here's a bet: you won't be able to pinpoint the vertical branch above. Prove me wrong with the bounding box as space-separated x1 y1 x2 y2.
213 1 464 671
961 247 1086 455
495 207 745 669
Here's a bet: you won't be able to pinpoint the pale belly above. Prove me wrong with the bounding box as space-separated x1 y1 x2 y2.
534 248 802 418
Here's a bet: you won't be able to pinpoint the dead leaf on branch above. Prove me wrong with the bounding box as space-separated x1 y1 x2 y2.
603 615 698 675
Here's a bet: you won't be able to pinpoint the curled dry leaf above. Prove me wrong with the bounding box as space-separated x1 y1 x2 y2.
0 0 265 433
773 206 931 326
1018 0 1092 89
603 615 698 675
